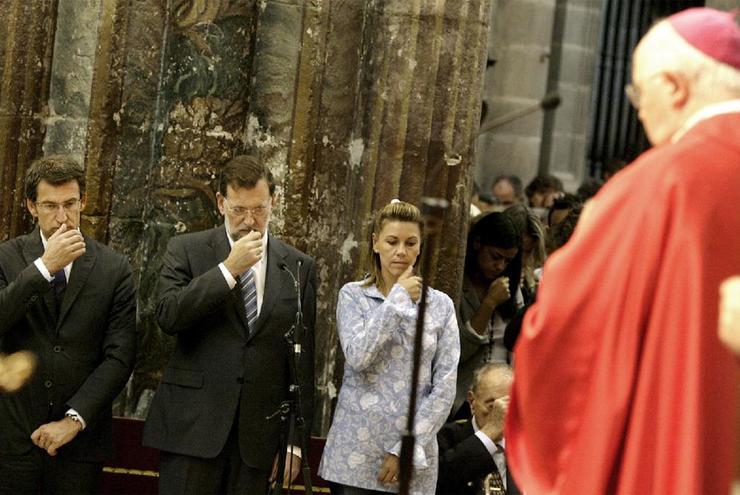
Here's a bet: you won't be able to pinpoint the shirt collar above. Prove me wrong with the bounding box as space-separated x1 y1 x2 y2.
671 99 740 143
357 279 387 300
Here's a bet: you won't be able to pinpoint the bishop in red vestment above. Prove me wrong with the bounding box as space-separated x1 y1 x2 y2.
505 8 740 494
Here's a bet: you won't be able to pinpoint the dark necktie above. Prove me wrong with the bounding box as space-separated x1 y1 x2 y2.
239 269 258 334
52 270 67 308
482 468 506 494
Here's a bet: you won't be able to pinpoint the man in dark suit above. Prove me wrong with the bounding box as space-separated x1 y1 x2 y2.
143 154 317 494
0 155 138 494
437 364 519 495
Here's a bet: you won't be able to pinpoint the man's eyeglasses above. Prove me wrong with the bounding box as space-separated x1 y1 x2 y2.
223 198 270 219
35 199 81 213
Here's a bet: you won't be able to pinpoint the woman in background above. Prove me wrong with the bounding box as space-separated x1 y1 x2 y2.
319 200 460 495
451 212 523 418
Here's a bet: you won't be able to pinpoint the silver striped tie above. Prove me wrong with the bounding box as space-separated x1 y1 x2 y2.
239 269 258 333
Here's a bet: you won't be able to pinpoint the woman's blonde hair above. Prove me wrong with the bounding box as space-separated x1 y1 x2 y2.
363 200 423 291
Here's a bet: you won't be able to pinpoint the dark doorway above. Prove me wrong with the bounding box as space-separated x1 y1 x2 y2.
586 0 705 178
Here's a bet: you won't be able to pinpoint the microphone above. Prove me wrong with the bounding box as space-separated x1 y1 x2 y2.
280 262 303 355
478 92 561 134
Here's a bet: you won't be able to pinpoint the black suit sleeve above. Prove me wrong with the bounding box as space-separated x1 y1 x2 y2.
437 422 497 493
67 255 137 426
0 251 53 338
156 236 233 335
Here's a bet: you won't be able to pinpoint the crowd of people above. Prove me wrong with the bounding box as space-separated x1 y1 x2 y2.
0 6 738 495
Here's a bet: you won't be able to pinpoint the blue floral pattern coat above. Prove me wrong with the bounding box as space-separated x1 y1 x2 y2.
319 281 460 494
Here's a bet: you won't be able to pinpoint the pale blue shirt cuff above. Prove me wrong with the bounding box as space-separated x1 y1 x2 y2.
65 408 87 430
218 263 237 289
34 258 53 282
475 430 498 459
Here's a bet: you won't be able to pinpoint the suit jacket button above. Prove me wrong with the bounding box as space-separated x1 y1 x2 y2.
236 377 244 384
53 346 62 353
44 380 53 388
30 295 38 302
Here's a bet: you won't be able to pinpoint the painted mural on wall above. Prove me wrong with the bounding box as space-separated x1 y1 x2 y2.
128 0 258 415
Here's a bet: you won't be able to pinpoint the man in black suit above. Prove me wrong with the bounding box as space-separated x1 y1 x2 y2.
143 154 317 494
437 364 519 495
0 155 137 494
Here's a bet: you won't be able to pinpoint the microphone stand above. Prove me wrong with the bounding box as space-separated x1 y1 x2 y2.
268 261 313 495
398 197 449 495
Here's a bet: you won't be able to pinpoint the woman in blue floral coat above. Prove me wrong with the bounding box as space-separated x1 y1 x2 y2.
319 200 460 495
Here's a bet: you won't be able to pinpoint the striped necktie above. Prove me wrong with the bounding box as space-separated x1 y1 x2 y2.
239 269 258 333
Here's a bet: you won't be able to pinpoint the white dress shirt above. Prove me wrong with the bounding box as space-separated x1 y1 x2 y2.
472 415 507 490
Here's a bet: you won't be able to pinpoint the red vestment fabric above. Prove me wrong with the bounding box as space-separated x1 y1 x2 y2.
506 113 740 494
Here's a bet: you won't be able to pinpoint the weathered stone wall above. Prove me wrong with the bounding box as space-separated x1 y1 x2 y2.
0 0 492 434
475 0 603 194
543 0 603 191
706 0 740 9
0 0 58 239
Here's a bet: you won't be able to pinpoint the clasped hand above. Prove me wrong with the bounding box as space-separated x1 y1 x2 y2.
398 265 422 302
480 395 511 442
41 224 85 274
223 230 263 276
485 276 510 307
31 417 82 456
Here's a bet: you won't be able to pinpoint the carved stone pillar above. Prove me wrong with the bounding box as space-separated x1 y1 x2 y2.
0 0 58 240
277 0 492 432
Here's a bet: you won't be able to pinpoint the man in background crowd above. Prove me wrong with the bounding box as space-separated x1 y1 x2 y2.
490 175 523 209
437 364 520 495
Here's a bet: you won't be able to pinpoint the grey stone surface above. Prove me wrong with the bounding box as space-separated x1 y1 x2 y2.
43 0 102 160
476 0 603 193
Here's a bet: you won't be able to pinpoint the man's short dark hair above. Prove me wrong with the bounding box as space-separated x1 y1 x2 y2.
525 175 563 200
218 155 276 196
24 155 86 202
548 193 582 227
547 205 583 254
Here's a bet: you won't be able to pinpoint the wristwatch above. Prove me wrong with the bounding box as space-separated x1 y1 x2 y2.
65 411 85 429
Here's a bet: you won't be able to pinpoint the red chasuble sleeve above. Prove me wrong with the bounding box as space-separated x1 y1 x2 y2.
505 113 740 495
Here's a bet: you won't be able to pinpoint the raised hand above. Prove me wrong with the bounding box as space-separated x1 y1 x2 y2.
485 276 511 307
398 265 422 302
41 224 85 274
480 395 511 442
223 230 263 277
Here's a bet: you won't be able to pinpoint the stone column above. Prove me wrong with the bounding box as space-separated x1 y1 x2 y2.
0 0 490 429
43 0 102 162
281 0 492 433
0 0 58 240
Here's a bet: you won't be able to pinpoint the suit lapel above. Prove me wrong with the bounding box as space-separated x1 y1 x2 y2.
210 226 250 333
57 238 97 328
248 234 287 340
21 228 56 320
